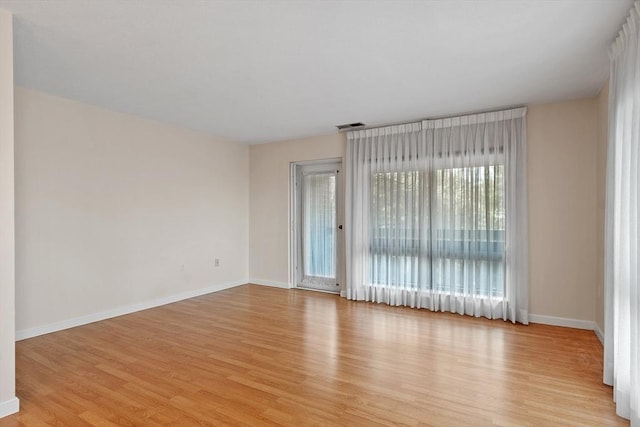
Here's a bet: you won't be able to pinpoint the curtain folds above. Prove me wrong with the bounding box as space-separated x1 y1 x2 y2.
604 2 640 424
344 108 528 324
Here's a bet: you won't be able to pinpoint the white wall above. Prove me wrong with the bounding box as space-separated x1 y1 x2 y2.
527 99 598 325
595 81 609 335
249 100 601 327
0 9 19 418
15 87 249 337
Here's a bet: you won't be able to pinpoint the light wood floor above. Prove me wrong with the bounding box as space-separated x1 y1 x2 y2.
0 284 626 426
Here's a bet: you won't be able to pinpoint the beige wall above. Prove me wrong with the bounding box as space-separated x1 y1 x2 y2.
249 133 345 285
0 9 18 418
15 87 249 335
12 83 604 345
250 100 601 323
527 98 598 322
595 81 609 333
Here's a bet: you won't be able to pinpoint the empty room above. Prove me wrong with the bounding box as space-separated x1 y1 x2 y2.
0 0 638 425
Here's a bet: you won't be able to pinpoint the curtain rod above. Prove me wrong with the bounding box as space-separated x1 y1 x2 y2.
344 104 526 133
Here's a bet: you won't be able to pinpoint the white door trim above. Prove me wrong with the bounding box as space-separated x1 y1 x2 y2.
289 158 343 293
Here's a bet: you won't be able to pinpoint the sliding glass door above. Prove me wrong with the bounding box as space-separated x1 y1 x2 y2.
293 161 342 293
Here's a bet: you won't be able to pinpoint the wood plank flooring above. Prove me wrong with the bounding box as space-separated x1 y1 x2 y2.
0 284 626 426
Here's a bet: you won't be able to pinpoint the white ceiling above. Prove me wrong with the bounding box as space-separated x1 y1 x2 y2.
0 0 633 144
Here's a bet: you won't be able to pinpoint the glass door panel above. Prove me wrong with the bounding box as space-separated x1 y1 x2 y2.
295 161 342 293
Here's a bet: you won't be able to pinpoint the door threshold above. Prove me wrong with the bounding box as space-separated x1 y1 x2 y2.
295 286 341 295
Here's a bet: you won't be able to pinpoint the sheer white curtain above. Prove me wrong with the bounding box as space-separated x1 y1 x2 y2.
344 108 528 323
604 2 640 424
303 173 336 278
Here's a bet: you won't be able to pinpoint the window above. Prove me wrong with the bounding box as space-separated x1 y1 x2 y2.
369 164 505 297
345 108 527 323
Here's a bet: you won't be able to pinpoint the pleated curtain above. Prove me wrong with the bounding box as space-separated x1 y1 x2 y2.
344 108 528 323
604 2 640 424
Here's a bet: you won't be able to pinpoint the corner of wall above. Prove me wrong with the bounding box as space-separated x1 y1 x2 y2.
0 8 18 418
594 80 609 336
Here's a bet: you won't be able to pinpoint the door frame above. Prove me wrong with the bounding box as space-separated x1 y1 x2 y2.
289 158 344 293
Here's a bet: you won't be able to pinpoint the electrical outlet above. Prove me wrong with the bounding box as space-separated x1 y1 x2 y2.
214 258 220 267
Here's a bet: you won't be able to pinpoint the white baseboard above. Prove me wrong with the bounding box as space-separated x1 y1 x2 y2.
594 322 604 345
0 397 19 418
529 314 595 331
249 279 290 289
16 280 247 341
